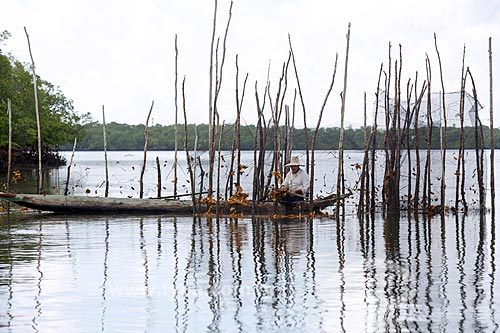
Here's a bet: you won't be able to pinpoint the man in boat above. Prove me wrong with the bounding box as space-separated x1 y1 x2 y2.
280 155 309 202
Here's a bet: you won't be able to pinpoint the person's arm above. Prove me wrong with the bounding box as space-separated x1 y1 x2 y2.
281 171 291 190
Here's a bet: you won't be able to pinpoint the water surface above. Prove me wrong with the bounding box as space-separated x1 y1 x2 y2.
1 212 498 332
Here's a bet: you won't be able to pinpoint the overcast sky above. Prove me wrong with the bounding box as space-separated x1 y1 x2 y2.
1 0 499 127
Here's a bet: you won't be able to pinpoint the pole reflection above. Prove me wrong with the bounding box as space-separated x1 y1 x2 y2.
456 213 467 331
490 213 498 331
6 219 14 329
361 212 381 333
251 216 269 332
206 217 222 332
0 210 498 331
473 213 487 329
100 218 109 333
337 215 346 333
32 219 43 333
228 217 244 332
181 216 202 331
172 217 181 332
438 214 449 332
383 212 402 332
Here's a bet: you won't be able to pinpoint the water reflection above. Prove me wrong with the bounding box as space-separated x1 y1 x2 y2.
101 218 109 333
0 212 498 332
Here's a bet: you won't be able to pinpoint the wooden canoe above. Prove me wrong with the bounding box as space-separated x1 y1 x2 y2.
0 192 349 216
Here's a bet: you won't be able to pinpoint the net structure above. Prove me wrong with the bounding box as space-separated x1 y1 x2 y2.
374 90 484 128
360 90 488 213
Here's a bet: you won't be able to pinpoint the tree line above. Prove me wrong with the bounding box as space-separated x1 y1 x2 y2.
62 121 500 151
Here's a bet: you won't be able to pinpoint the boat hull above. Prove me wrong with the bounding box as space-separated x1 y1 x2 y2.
0 193 346 216
0 193 194 214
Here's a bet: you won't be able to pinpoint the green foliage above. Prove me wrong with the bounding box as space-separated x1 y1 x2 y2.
61 122 497 151
0 35 92 150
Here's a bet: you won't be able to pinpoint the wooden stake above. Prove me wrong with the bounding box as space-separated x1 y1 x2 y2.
434 33 447 213
156 156 161 198
139 100 154 199
207 0 218 198
208 0 233 198
358 92 368 215
456 45 467 212
337 23 351 216
216 120 225 215
489 37 495 212
468 68 486 213
413 79 427 212
423 55 433 210
182 77 196 212
7 99 12 192
371 64 383 213
289 34 310 173
174 34 179 198
102 105 109 197
64 137 77 196
24 27 43 194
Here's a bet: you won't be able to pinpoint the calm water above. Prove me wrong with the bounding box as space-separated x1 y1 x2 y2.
1 151 499 332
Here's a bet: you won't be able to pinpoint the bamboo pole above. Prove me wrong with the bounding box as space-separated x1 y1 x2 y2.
405 78 413 208
357 92 368 216
288 34 310 173
197 155 205 212
216 121 225 215
382 44 392 213
252 106 260 202
337 23 351 217
370 64 383 213
489 37 495 213
392 47 402 213
226 60 240 199
64 137 77 196
456 45 467 212
182 77 196 212
468 68 486 212
413 79 420 212
269 83 281 194
226 55 248 198
208 0 233 198
24 27 43 194
156 156 161 198
252 81 267 202
139 101 154 199
413 80 427 212
434 33 447 213
268 57 290 194
382 76 389 212
252 82 260 202
423 55 433 210
237 73 247 188
287 92 297 162
7 99 12 193
193 125 199 205
207 0 218 198
283 105 290 169
174 34 179 198
102 105 109 197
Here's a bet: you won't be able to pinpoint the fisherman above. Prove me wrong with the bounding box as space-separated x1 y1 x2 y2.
280 155 310 202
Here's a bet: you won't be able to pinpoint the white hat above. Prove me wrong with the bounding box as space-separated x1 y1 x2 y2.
285 155 303 167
